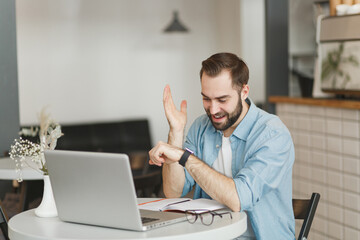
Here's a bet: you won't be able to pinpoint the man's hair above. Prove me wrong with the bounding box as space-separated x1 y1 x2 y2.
200 53 249 89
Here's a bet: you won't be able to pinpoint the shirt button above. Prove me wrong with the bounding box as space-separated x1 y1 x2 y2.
216 145 220 148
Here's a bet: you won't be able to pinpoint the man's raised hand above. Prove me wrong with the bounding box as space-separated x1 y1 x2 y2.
163 85 187 133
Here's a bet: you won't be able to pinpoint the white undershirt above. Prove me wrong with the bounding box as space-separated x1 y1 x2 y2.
212 136 232 177
212 135 256 239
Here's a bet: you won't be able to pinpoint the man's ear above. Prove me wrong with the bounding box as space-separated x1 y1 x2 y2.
241 84 249 100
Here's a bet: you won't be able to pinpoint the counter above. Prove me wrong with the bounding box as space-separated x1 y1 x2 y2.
270 96 360 240
269 96 360 110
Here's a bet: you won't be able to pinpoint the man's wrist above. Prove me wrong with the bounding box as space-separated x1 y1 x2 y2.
179 148 193 167
169 128 185 137
168 129 185 147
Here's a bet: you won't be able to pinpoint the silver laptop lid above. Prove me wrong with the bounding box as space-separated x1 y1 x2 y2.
45 150 144 231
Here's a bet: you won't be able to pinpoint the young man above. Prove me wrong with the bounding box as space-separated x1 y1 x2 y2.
149 53 295 239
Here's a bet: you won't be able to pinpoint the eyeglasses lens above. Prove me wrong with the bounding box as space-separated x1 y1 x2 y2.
185 212 197 224
200 212 214 226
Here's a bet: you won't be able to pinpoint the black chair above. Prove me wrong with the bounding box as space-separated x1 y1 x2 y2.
293 192 320 240
0 204 10 240
133 170 162 198
55 119 152 154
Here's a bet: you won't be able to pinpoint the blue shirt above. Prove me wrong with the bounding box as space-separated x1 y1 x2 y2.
182 99 295 240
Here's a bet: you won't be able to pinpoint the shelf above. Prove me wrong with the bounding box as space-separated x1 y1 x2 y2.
268 96 360 109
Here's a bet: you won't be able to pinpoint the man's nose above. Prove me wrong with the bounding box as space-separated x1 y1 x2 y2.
209 102 220 114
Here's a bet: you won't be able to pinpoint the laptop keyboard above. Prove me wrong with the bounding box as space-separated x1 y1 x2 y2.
141 217 159 224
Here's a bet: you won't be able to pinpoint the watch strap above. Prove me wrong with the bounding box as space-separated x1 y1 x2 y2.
179 148 193 167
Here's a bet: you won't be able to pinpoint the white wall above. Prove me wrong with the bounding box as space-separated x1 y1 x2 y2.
239 0 266 104
16 0 242 145
288 0 316 55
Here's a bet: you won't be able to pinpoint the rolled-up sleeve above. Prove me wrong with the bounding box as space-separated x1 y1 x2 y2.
181 119 200 197
233 127 294 211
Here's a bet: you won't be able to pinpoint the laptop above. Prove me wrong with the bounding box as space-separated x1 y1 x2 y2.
44 150 186 231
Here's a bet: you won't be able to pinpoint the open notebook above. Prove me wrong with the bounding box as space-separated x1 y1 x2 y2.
139 198 227 213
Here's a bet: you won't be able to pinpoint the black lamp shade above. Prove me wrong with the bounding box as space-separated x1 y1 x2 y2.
164 11 189 33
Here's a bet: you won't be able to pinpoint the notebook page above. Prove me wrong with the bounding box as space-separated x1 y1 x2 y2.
164 199 227 213
138 198 191 211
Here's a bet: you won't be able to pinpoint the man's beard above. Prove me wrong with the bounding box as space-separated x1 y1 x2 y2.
206 97 243 131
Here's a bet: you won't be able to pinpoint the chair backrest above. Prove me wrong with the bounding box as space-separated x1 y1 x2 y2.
54 119 152 154
133 170 162 197
0 204 10 240
293 192 320 240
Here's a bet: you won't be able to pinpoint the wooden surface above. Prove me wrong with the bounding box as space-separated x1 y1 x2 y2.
268 96 360 110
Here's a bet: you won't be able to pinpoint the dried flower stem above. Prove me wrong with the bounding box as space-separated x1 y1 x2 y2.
9 108 63 181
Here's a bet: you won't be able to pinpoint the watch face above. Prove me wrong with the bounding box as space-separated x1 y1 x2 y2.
185 148 194 154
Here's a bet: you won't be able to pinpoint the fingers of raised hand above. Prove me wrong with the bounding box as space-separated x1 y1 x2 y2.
164 90 176 116
180 100 187 114
163 85 174 106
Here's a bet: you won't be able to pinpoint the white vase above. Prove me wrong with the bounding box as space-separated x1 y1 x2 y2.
35 175 58 217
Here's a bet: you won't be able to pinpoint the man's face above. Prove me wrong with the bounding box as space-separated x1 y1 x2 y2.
201 70 243 132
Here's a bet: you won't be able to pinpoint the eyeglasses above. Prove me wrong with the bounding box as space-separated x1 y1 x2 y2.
184 209 232 226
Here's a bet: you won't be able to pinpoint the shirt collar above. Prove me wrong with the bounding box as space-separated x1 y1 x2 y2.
231 98 258 141
210 98 258 140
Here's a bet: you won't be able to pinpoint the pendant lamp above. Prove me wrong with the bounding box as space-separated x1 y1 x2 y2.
164 11 189 33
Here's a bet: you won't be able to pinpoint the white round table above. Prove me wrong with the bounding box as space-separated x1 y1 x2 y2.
8 199 248 240
0 157 44 213
0 157 43 180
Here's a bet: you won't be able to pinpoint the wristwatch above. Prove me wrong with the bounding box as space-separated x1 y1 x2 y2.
179 148 193 167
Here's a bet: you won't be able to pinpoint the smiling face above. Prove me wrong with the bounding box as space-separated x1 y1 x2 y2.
201 69 248 136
